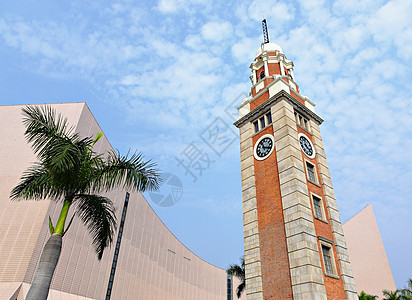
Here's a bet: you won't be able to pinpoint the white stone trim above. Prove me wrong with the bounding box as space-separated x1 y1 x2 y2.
318 239 339 278
309 191 328 223
304 158 319 185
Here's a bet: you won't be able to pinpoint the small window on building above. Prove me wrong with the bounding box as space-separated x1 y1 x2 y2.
253 121 259 133
313 196 323 219
266 112 272 125
260 116 266 129
294 111 309 131
259 71 265 80
306 162 316 183
227 273 233 300
322 245 334 275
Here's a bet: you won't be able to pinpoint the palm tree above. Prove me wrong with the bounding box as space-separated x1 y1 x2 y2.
227 256 245 298
11 105 160 300
382 289 403 300
358 291 378 300
400 279 412 299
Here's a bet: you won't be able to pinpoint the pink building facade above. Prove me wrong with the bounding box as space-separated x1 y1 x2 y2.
343 204 396 298
0 103 234 300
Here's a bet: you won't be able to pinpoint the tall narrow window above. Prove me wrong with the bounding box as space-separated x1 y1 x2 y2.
253 121 259 133
227 273 233 300
106 192 129 300
294 111 309 131
322 245 334 275
260 116 266 129
259 71 265 80
266 112 272 125
313 196 323 219
306 162 316 183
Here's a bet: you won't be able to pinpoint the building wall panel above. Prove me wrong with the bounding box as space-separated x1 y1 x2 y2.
0 103 228 300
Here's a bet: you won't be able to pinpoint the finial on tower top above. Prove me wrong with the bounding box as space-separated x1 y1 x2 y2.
262 19 270 44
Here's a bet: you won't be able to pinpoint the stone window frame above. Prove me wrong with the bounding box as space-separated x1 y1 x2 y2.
253 120 259 133
252 111 273 134
310 191 328 223
259 115 266 129
304 159 319 185
318 237 339 279
294 110 311 133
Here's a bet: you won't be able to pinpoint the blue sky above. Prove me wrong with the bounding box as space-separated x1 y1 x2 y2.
1 0 411 289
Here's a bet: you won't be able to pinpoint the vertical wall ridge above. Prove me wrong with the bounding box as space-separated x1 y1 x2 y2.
239 121 264 300
311 122 358 300
272 99 327 300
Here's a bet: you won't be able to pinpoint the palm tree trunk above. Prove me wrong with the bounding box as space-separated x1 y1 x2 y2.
26 234 62 300
26 197 72 299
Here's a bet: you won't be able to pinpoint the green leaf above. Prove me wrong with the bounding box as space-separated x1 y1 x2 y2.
91 133 104 148
62 213 75 237
48 216 54 235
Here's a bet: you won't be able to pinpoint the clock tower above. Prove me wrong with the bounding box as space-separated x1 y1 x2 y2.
234 21 358 300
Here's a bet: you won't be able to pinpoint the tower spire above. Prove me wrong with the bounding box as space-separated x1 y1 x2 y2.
262 19 269 44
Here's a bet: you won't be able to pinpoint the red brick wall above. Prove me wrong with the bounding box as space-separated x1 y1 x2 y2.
250 91 269 110
291 90 305 105
253 126 293 300
296 126 346 300
268 62 281 76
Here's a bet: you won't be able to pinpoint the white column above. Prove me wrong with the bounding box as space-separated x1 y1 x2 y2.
252 69 257 85
289 68 294 79
263 58 269 77
279 60 285 76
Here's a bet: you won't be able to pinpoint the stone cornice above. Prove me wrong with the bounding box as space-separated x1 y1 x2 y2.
247 76 299 101
234 90 323 128
318 236 334 245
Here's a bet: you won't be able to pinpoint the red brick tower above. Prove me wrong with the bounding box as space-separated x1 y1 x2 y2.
234 26 358 300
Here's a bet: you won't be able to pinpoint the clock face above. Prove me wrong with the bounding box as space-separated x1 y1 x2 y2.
298 133 315 159
254 134 275 160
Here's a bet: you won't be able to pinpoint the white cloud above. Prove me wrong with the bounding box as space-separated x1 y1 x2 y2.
248 0 295 22
156 0 208 14
157 0 185 13
201 21 233 42
231 37 260 64
184 34 205 50
333 0 385 14
368 0 412 59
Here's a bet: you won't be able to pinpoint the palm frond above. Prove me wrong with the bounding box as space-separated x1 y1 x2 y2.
236 281 245 299
93 150 160 193
73 194 117 260
22 105 96 177
43 136 90 170
10 163 62 200
382 290 402 300
227 264 244 280
22 105 75 155
359 291 378 300
227 256 245 281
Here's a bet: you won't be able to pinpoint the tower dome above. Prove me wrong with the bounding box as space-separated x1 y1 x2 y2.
255 42 283 58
